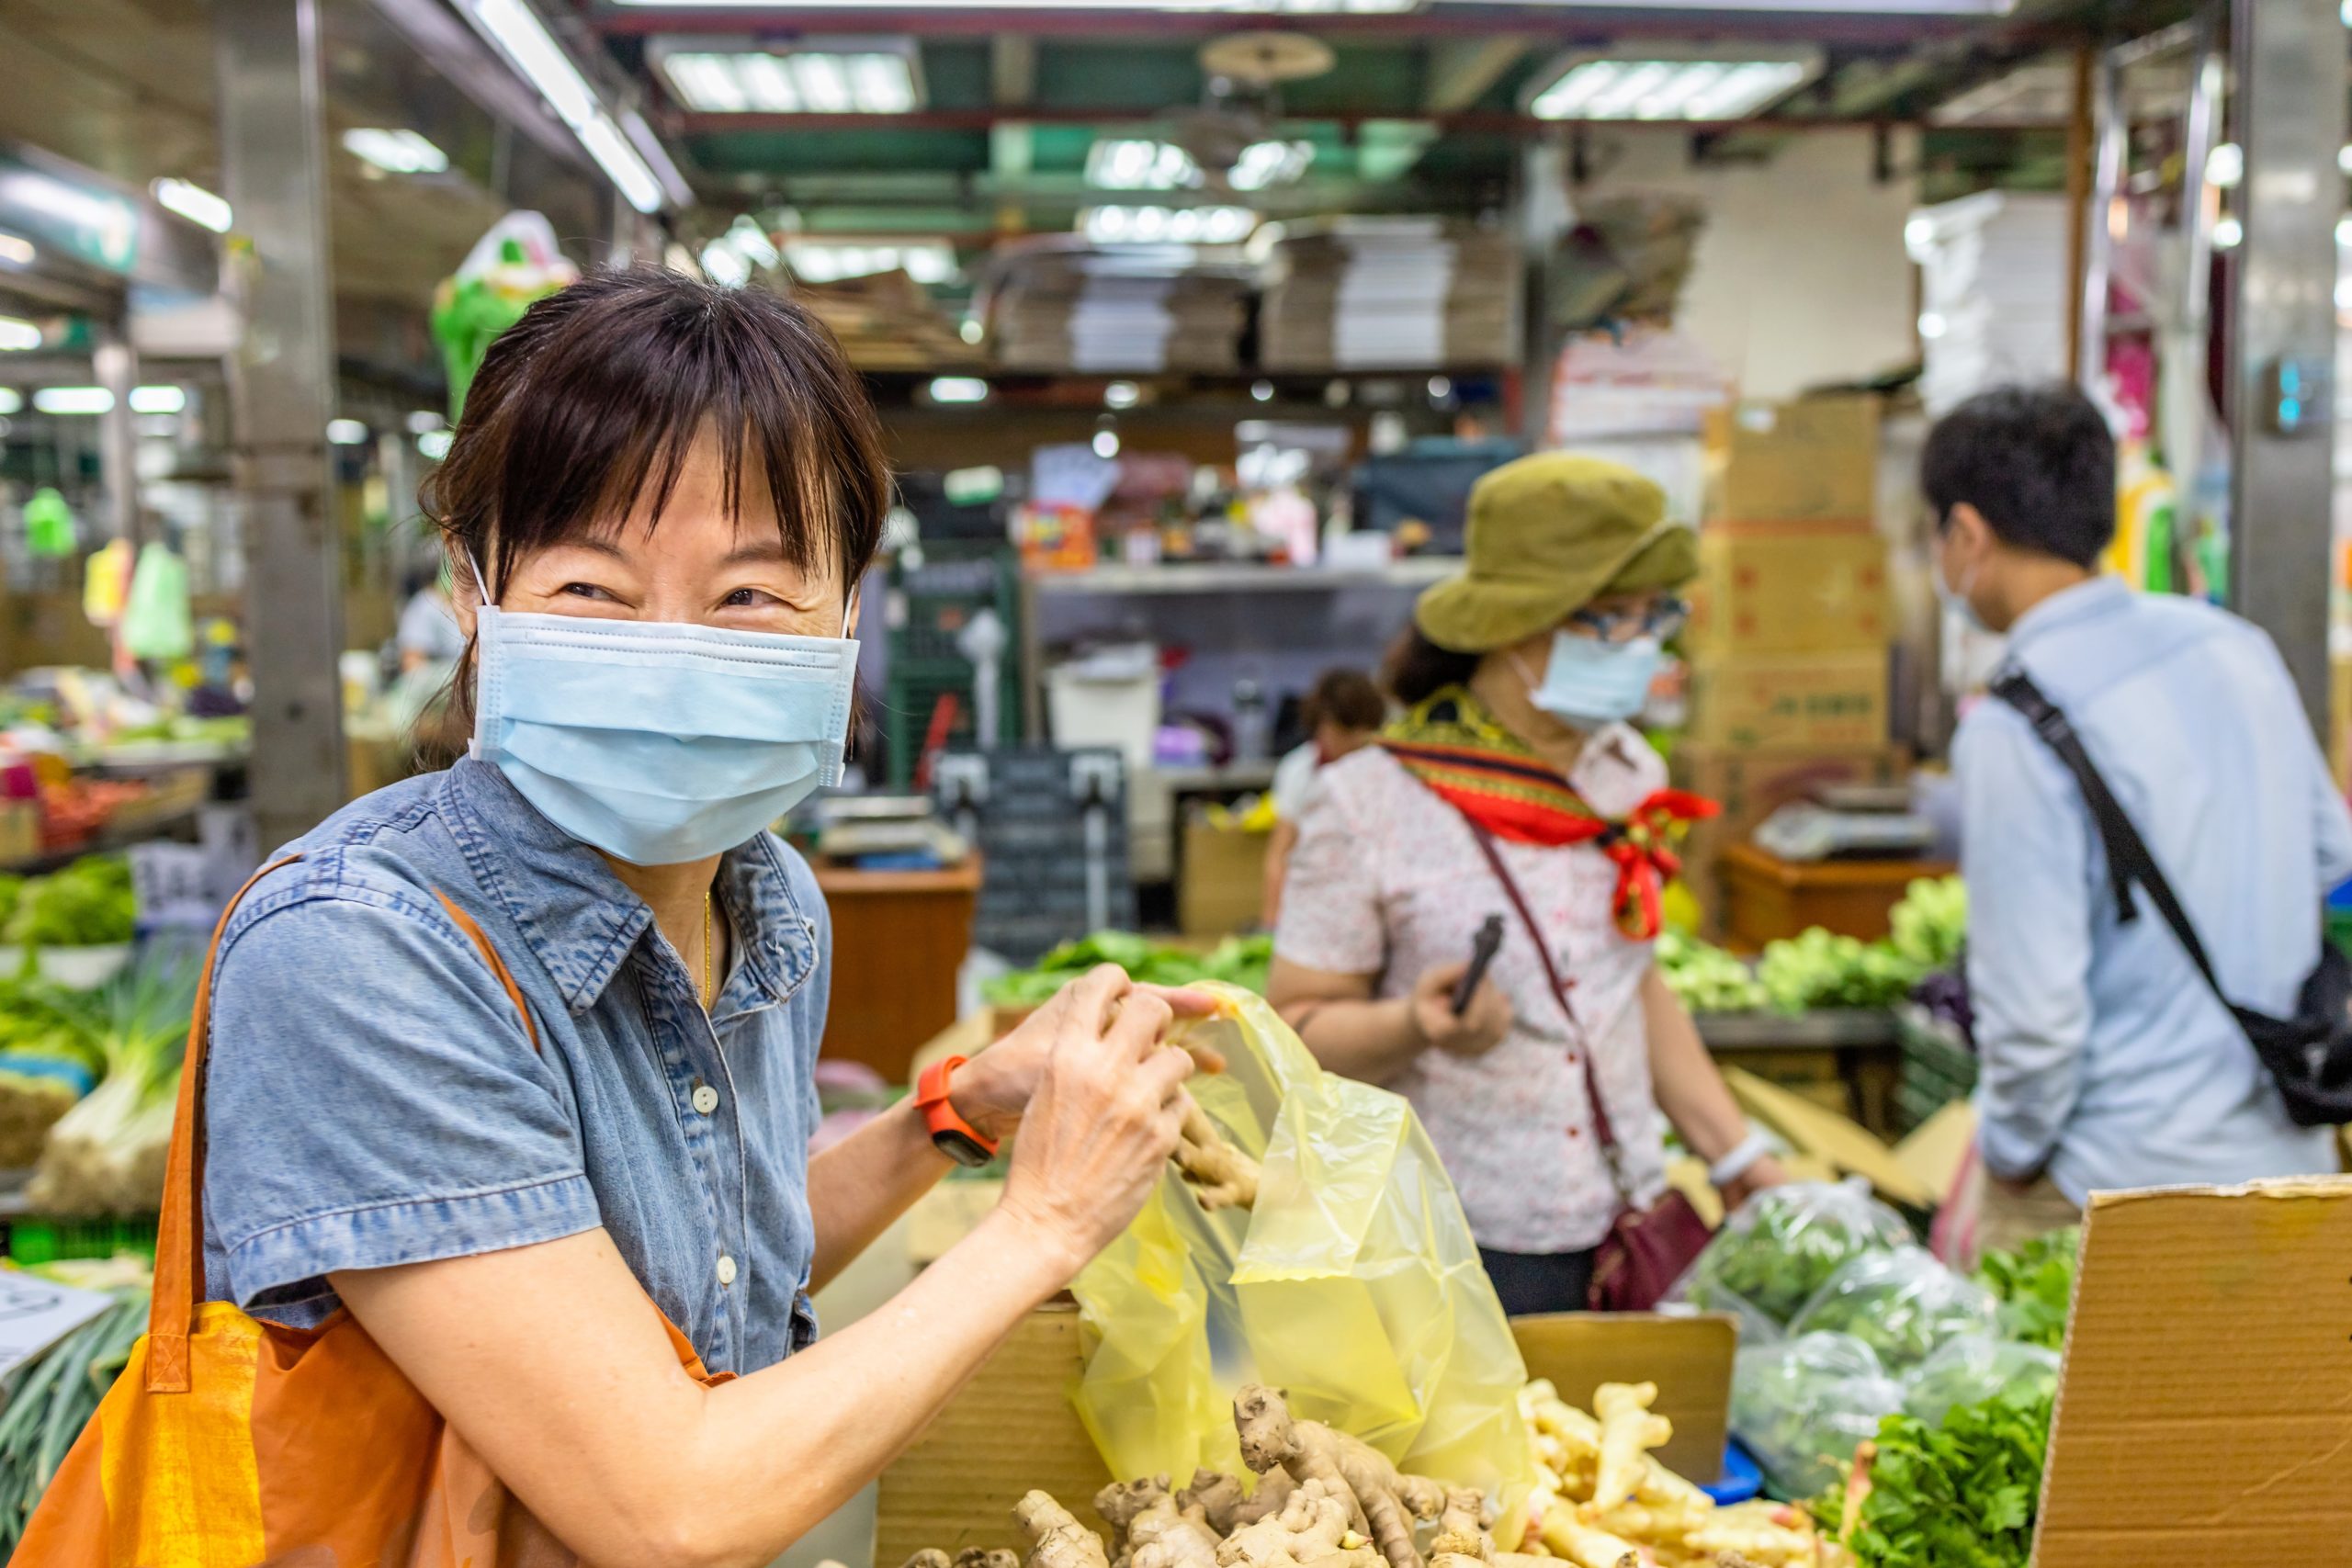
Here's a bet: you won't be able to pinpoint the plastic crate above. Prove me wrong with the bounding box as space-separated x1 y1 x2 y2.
6 1213 159 1265
1894 1003 1978 1133
883 547 1020 786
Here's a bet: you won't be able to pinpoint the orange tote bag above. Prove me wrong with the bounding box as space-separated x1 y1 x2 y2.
20 858 728 1565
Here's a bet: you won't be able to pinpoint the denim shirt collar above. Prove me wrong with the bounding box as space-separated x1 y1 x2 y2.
439 757 817 1015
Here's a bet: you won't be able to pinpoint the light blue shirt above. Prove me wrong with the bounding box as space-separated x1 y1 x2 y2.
199 756 831 1375
1956 577 2352 1201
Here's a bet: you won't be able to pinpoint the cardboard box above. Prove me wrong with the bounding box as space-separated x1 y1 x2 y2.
2034 1178 2352 1563
1180 814 1268 937
1702 395 1878 526
1683 650 1889 751
2332 651 2351 790
876 1307 1736 1567
1686 528 1890 655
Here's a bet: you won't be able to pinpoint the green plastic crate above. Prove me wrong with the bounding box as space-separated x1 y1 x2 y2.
1894 1004 1977 1134
6 1214 159 1266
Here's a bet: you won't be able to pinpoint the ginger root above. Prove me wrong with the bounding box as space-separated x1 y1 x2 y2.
905 1552 954 1568
1126 1493 1224 1568
1233 1385 1443 1568
1097 1476 1176 1542
1018 1489 1111 1568
1178 1470 1252 1536
1428 1486 1491 1562
959 1551 1020 1568
1589 1383 1671 1514
1217 1477 1380 1568
1174 1096 1260 1210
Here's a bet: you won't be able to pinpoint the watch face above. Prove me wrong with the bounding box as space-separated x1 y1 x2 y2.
934 1129 995 1168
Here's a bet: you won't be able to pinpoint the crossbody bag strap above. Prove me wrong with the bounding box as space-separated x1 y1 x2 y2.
1460 818 1634 1202
1989 668 2234 1011
148 863 540 1394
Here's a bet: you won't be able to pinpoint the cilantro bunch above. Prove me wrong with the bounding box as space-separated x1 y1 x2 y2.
1971 1227 2080 1352
1839 1388 2055 1568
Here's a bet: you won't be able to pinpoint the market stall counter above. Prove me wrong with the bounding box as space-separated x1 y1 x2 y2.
815 855 982 1079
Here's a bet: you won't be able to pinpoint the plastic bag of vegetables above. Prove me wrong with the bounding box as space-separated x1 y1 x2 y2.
1900 1334 2061 1427
1729 1332 1906 1499
25 945 202 1216
1787 1246 1999 1375
1669 1179 1913 1336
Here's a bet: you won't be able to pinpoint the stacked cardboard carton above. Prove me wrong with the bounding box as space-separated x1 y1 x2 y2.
1259 218 1520 372
1675 394 1899 929
986 245 1247 374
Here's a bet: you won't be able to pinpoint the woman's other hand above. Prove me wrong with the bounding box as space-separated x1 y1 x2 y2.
954 973 1216 1142
992 966 1197 1278
1407 960 1512 1058
1718 1154 1791 1214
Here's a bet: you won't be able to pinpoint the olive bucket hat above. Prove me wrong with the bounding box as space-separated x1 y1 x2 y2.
1414 453 1699 654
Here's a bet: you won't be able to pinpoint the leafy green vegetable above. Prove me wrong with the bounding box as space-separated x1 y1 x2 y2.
1758 927 1923 1014
983 931 1273 1008
1678 1180 1912 1327
1657 929 1767 1013
3 857 134 951
1834 1388 2055 1568
1901 1336 2060 1427
1971 1226 2079 1352
1888 875 1967 973
1731 1333 1905 1500
1787 1247 1999 1374
26 945 202 1215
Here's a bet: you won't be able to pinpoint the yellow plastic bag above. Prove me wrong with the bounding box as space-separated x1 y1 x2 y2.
1070 984 1535 1503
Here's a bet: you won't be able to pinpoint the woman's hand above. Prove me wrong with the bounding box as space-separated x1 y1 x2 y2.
953 975 1216 1143
1406 960 1513 1058
991 966 1198 1279
1718 1154 1791 1213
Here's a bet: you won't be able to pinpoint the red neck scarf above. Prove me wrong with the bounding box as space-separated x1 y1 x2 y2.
1379 686 1717 939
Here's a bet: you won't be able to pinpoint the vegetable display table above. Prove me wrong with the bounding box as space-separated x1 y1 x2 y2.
813 856 981 1082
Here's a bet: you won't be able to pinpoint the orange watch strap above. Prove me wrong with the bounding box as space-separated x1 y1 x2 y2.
915 1054 999 1156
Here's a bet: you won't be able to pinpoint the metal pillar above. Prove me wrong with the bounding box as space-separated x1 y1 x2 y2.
216 0 348 846
2228 0 2345 737
92 327 139 543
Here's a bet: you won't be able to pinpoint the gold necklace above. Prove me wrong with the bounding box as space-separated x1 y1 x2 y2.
700 890 716 1010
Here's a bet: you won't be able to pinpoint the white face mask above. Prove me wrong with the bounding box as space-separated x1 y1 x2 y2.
1935 548 1988 636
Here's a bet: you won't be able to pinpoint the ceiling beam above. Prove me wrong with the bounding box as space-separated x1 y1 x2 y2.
1425 36 1528 114
673 107 2067 134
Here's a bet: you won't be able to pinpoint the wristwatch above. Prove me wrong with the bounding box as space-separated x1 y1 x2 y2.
915 1055 1000 1168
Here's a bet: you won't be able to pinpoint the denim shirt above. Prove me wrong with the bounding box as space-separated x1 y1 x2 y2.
198 756 830 1376
1956 577 2352 1201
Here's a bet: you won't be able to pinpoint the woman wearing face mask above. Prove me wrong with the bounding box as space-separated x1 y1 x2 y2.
1267 455 1785 1316
114 272 1206 1564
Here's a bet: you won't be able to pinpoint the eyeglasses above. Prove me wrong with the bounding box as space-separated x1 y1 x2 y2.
1567 595 1689 644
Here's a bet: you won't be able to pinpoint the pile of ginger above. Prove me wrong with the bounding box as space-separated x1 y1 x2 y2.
906 1382 1824 1568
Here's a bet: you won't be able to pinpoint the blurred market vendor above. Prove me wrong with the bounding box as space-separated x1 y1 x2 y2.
23 270 1209 1562
1267 455 1785 1315
1262 667 1386 925
394 562 468 672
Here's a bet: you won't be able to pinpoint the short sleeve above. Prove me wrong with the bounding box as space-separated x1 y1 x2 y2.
203 886 599 1316
1269 744 1318 820
1272 766 1386 975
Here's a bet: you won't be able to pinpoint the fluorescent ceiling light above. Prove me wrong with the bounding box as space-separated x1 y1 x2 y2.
459 0 670 213
33 387 113 415
152 178 232 234
327 418 371 445
129 385 186 414
1230 141 1313 192
1088 139 1201 191
418 430 455 460
343 129 450 175
928 377 989 404
1091 430 1121 459
1081 205 1257 245
406 410 447 434
786 241 956 286
0 316 40 352
1529 51 1818 121
0 389 17 415
654 39 924 115
2213 216 2244 249
2206 141 2244 189
1105 380 1140 410
699 238 752 287
0 233 29 267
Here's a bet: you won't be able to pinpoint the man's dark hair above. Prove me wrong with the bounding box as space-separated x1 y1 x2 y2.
1920 382 2116 568
1300 669 1385 733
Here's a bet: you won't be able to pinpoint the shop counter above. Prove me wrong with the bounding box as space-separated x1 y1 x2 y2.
813 857 981 1081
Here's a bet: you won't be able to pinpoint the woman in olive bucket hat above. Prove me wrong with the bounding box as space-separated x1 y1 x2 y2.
1267 454 1786 1315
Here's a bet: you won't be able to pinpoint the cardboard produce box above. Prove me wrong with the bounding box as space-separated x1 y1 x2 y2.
875 1306 1736 1567
1684 649 1889 751
2034 1177 2352 1564
1702 395 1878 526
1685 527 1890 655
1180 813 1267 937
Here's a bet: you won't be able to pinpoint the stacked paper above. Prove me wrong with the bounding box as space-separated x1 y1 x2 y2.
985 243 1246 374
1908 192 2070 415
787 269 977 372
1260 218 1521 371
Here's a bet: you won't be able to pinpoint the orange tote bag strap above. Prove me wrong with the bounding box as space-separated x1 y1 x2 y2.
146 860 542 1393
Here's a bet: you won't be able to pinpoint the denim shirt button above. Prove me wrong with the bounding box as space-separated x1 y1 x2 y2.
716 1254 739 1287
691 1083 720 1115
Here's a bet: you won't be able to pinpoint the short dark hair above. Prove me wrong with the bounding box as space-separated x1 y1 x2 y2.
1383 627 1481 707
1300 669 1385 733
1920 382 2116 568
425 266 889 604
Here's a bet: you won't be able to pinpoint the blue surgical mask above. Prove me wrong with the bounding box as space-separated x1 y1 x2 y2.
1934 555 1989 635
1518 630 1662 728
471 604 857 865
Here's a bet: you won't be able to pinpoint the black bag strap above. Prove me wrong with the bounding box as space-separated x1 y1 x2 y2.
1989 668 2235 1014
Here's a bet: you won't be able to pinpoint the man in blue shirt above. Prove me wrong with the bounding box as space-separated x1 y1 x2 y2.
1928 383 2352 1254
